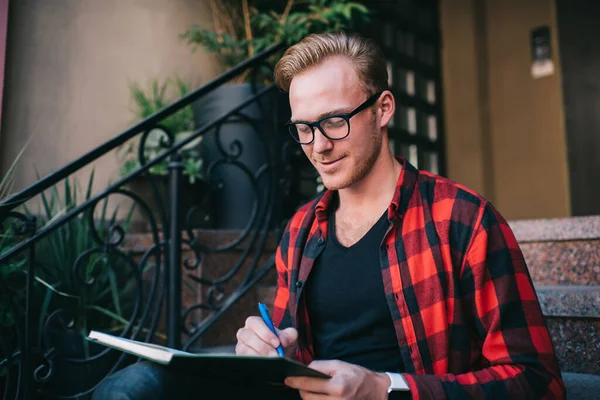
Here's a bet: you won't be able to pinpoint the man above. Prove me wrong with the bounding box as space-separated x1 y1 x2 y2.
94 32 565 399
237 32 564 399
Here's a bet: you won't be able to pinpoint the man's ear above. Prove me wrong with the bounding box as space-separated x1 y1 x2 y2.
378 90 396 128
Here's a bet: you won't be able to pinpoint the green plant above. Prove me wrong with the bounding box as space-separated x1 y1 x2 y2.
25 172 141 340
180 0 370 77
1 170 141 340
117 77 204 184
0 148 25 203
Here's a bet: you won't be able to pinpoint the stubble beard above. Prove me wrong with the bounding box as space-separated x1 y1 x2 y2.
319 123 382 191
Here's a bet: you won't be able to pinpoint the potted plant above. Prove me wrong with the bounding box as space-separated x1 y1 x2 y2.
180 0 370 76
117 77 212 230
118 77 202 183
178 0 369 229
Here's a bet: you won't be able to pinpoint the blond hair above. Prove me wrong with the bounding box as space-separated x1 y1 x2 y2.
274 32 389 95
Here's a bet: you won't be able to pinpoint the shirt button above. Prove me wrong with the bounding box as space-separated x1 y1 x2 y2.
317 237 324 244
296 280 304 289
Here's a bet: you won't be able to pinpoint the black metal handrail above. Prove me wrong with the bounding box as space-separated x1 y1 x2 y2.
0 84 278 264
0 42 285 220
0 41 291 399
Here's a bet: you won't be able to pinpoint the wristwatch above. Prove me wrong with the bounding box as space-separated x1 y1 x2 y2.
385 372 410 394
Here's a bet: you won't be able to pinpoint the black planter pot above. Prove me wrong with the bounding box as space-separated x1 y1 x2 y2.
127 175 212 231
192 83 291 230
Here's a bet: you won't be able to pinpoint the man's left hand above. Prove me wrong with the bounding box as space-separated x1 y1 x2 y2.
284 360 390 400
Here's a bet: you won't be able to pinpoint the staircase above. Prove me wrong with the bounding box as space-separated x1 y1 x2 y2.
0 43 289 399
510 216 600 375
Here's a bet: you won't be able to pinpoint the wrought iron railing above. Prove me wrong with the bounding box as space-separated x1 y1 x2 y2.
0 42 301 399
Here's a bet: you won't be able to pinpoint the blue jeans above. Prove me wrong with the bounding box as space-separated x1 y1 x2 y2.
92 361 301 400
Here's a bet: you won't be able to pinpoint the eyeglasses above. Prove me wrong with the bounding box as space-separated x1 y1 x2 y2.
284 91 383 145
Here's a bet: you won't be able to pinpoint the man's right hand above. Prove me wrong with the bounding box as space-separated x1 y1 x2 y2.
235 316 298 358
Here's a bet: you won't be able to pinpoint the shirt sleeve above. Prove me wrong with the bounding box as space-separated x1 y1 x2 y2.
271 220 293 331
403 203 565 400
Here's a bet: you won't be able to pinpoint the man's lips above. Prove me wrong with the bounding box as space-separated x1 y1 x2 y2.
315 156 345 169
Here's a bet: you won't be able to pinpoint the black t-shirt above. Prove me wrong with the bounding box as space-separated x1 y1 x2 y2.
304 209 404 373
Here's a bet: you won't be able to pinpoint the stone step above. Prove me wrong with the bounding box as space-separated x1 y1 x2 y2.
509 216 600 243
537 285 600 375
520 241 600 286
536 285 600 318
509 216 600 286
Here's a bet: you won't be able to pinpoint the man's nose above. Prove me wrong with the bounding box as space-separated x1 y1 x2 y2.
312 127 333 154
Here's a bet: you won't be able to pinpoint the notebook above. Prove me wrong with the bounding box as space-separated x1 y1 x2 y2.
87 330 330 383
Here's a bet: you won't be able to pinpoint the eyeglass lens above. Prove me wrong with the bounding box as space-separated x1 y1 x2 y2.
289 116 349 144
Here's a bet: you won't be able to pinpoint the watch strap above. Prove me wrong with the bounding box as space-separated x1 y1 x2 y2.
385 372 410 392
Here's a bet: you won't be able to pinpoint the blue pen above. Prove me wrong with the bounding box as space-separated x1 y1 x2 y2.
258 302 285 357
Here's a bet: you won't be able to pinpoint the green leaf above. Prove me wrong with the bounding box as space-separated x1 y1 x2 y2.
64 176 72 210
38 287 54 347
107 267 122 317
85 170 95 201
349 3 369 14
0 144 28 202
85 305 129 325
34 276 79 299
99 194 109 238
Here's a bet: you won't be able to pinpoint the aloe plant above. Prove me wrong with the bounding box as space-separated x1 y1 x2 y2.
26 172 139 340
1 168 147 386
1 169 140 341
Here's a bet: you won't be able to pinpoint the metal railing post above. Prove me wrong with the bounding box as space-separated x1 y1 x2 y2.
167 155 183 349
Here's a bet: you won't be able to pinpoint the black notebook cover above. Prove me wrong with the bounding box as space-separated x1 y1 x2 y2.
87 330 329 383
169 353 330 382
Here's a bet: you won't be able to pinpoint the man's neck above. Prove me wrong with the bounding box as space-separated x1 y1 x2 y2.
337 150 402 215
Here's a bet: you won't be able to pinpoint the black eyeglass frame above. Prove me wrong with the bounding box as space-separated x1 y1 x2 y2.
284 91 384 145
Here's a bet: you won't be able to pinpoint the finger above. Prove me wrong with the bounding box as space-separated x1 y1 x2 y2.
246 316 282 347
307 359 344 375
236 328 277 356
235 342 261 356
277 327 299 348
235 342 279 357
284 376 332 394
284 377 304 389
298 390 329 400
236 327 279 356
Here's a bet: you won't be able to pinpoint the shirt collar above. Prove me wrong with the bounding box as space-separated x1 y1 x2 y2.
315 156 418 223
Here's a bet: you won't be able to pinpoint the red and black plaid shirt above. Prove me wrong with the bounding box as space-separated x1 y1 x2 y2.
272 157 565 399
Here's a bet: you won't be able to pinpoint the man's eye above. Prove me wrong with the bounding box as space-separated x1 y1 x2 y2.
323 118 346 129
296 124 312 134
